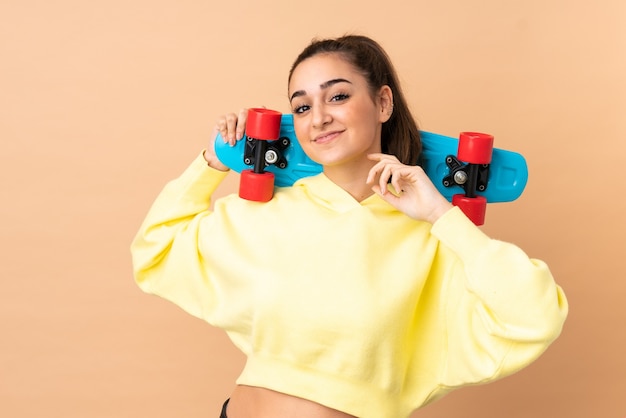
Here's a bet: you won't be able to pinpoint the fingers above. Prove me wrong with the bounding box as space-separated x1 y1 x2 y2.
367 153 453 223
367 153 427 196
365 153 388 184
216 108 248 146
236 108 248 141
203 125 230 171
367 153 402 195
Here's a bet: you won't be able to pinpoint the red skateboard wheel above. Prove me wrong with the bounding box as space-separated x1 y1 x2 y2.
452 194 487 226
246 108 282 140
239 169 275 202
457 132 494 164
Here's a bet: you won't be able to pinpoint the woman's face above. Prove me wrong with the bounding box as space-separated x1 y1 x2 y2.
287 53 392 168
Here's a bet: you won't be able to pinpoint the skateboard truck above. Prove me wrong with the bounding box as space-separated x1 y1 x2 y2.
243 136 290 170
442 132 494 225
238 108 283 202
443 156 489 196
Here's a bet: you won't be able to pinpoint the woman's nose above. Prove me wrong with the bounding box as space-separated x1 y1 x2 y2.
311 105 331 129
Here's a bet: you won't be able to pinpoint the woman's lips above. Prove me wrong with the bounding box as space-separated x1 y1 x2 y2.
313 130 343 144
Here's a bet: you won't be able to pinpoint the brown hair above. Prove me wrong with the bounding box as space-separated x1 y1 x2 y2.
288 35 422 165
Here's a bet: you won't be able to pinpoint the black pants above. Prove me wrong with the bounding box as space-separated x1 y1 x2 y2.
219 399 229 418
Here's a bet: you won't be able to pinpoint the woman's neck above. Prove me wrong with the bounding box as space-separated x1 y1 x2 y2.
323 159 377 202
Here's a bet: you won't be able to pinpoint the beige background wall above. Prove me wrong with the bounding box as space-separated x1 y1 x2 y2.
1 0 624 417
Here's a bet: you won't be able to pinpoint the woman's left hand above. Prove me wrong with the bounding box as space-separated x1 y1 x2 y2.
367 153 453 224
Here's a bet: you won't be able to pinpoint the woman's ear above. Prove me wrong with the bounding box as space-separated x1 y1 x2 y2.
378 85 394 123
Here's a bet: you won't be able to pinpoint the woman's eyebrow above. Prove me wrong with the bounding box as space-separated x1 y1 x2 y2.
289 78 352 102
320 78 351 90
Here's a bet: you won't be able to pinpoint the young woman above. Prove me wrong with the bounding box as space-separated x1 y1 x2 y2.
131 35 568 418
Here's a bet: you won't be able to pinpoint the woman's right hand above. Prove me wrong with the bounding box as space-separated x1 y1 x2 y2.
203 108 249 171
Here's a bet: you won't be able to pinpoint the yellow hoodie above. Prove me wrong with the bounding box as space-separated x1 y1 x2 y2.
131 153 568 418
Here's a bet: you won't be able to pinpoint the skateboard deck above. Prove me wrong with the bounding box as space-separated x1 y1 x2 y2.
214 113 528 203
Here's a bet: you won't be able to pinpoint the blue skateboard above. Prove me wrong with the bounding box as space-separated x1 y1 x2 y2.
215 108 528 225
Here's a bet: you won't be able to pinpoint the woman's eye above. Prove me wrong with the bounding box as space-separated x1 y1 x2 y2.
293 104 310 114
331 93 349 102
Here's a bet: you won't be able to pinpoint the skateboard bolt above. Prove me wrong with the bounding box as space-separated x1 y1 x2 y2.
265 150 279 164
454 171 468 185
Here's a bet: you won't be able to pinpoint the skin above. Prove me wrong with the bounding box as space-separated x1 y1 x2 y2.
287 53 390 201
202 52 452 417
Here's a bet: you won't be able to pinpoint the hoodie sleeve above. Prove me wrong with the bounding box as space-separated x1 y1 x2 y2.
430 206 568 387
130 153 229 320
